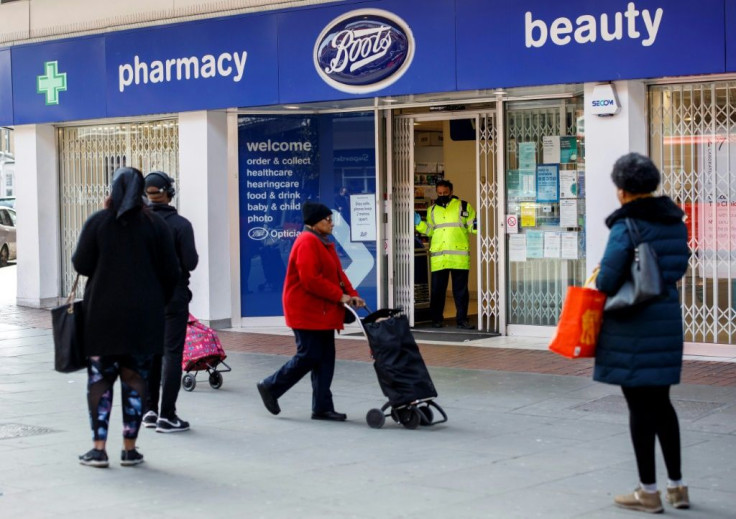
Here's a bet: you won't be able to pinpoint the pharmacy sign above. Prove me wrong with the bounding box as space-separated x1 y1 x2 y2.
37 61 67 105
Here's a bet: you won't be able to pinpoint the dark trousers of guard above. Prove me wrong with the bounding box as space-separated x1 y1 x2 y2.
430 268 469 325
262 329 336 413
146 306 189 419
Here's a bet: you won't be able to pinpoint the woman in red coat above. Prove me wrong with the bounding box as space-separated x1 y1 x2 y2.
256 201 364 421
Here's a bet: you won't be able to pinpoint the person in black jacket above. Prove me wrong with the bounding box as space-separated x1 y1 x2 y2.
141 171 199 433
595 153 690 513
73 167 180 467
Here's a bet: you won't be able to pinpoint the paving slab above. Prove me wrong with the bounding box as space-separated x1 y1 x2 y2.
1 321 736 518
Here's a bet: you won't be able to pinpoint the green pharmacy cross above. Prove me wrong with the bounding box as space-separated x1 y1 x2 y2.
37 61 67 105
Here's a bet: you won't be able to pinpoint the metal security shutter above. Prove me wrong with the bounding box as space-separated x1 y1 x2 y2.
389 117 414 321
477 111 501 333
58 119 179 296
650 82 736 345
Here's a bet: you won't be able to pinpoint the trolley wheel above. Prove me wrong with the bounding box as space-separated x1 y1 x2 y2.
390 408 401 423
182 373 196 392
209 371 223 389
418 406 434 426
399 408 420 430
366 408 386 429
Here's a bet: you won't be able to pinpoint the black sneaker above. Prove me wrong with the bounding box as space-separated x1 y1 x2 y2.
156 415 190 433
79 448 109 468
120 448 144 466
142 410 158 429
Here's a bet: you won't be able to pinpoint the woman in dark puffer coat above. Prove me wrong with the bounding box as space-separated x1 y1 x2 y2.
594 153 690 513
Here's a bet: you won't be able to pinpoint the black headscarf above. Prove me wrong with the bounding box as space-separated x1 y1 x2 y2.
110 167 145 220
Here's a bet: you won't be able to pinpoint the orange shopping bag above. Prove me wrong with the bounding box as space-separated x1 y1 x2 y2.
548 272 606 358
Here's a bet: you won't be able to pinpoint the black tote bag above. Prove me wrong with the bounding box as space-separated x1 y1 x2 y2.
604 218 664 312
51 274 87 373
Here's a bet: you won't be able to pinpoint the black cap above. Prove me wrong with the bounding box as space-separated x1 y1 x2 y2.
144 171 172 191
302 200 332 225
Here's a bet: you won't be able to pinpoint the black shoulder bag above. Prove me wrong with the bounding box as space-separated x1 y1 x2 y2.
604 218 664 312
51 274 87 372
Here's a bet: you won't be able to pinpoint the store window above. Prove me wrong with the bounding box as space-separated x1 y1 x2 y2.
650 81 736 345
58 119 179 295
505 98 586 326
238 112 377 317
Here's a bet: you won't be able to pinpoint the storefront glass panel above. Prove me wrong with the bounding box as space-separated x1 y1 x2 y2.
58 119 179 296
238 112 378 317
504 99 586 326
650 82 736 345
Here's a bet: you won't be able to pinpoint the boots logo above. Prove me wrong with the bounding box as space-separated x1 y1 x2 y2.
314 9 414 94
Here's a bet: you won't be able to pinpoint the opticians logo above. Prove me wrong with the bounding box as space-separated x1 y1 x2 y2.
314 9 414 94
37 61 67 106
248 227 268 241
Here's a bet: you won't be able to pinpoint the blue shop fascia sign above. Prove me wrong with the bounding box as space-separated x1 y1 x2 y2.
0 0 733 126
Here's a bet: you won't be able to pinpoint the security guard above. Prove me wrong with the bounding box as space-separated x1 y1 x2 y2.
415 179 477 329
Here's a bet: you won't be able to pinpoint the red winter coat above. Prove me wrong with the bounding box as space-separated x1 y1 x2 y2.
282 228 358 330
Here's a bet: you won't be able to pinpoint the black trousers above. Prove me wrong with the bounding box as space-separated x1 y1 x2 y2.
145 306 189 419
430 268 469 324
263 329 336 413
621 385 682 485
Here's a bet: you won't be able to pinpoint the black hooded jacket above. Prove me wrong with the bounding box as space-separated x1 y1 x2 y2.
150 203 199 306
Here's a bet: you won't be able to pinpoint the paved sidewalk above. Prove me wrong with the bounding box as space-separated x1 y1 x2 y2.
3 301 735 387
1 300 736 518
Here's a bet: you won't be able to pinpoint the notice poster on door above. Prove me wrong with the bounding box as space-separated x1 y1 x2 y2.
560 136 578 163
536 164 559 203
519 142 537 171
543 232 561 258
509 234 527 262
561 232 579 259
559 170 578 198
560 199 578 228
542 135 561 163
350 194 376 242
520 202 536 227
526 230 544 258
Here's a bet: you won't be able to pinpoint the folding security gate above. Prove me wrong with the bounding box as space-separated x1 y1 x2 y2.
58 119 179 296
650 81 736 345
477 111 501 333
389 117 414 320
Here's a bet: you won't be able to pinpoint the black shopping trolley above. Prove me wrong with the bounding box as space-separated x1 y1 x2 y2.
346 306 448 429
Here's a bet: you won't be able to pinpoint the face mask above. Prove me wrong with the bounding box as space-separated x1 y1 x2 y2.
436 195 451 206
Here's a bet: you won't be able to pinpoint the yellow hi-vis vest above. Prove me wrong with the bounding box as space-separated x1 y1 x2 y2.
415 197 477 271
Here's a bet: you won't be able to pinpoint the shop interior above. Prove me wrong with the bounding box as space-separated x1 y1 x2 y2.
413 118 479 329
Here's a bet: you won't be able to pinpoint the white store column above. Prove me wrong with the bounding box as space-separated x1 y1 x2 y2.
178 110 232 328
584 80 647 275
15 124 60 307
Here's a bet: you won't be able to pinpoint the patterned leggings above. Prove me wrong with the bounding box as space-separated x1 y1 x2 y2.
86 355 152 442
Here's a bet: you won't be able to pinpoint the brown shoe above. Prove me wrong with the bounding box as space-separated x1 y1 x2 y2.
614 486 663 514
666 485 690 509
